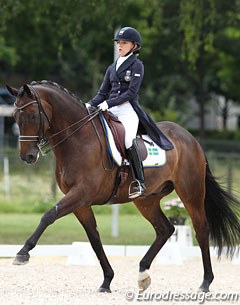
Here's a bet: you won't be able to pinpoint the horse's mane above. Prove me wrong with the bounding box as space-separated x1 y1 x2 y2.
30 80 83 104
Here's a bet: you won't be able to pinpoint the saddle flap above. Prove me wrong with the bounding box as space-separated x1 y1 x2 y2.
136 137 148 161
104 111 126 158
103 111 147 161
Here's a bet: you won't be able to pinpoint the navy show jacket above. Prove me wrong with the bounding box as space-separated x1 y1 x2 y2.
89 54 173 150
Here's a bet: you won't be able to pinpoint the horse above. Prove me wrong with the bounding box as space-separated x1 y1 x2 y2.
6 81 240 293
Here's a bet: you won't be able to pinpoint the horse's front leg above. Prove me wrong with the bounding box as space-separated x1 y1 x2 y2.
13 190 80 265
74 206 114 293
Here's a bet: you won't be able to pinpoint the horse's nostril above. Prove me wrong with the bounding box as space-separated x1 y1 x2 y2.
20 154 36 164
27 154 35 163
20 148 39 164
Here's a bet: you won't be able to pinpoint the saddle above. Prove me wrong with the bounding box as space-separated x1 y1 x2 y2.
103 111 148 161
101 111 167 202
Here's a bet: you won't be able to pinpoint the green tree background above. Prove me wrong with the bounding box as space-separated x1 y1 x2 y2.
1 0 240 142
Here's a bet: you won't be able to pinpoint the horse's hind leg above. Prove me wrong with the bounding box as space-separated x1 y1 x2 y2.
134 196 174 290
176 184 214 292
74 206 114 293
186 203 214 292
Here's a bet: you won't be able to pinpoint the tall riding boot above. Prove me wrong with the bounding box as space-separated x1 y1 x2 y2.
127 139 146 199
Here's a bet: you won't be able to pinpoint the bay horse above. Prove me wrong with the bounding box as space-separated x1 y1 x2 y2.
6 81 240 293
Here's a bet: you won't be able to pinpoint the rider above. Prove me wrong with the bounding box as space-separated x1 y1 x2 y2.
86 26 173 198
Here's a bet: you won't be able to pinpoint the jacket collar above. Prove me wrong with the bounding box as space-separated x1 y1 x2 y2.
116 54 137 75
111 54 137 81
116 52 133 71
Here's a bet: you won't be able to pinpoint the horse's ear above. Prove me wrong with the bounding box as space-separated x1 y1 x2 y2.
23 84 32 97
6 85 18 97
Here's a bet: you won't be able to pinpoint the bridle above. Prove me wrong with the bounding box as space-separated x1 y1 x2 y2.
14 85 101 155
14 87 51 146
14 100 39 142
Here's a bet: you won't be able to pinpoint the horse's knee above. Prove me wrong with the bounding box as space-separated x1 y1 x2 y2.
41 207 57 225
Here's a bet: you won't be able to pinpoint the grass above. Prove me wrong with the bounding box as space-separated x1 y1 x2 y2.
1 150 240 246
1 151 240 213
0 210 156 245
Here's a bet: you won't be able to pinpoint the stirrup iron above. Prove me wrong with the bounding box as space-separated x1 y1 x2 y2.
129 180 144 199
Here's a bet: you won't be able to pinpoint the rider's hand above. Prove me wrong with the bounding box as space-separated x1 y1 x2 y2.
98 101 109 111
85 102 92 109
85 103 97 113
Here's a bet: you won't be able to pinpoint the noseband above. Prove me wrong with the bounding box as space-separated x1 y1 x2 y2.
14 85 101 155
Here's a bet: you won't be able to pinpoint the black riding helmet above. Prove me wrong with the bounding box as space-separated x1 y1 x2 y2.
113 27 142 54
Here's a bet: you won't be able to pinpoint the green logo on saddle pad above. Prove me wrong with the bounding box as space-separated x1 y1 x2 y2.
148 148 159 155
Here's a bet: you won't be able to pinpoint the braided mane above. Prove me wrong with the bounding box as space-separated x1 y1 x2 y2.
30 80 82 104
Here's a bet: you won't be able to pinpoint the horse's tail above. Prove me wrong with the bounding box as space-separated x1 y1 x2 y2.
204 162 240 257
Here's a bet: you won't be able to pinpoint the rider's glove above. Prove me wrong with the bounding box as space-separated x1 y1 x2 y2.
98 101 109 111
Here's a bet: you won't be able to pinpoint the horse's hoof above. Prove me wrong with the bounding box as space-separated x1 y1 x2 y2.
138 275 151 291
138 270 151 291
138 276 151 291
197 287 210 293
198 280 210 293
97 287 111 293
13 254 30 265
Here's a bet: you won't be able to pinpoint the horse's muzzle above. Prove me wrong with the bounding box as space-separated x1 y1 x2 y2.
20 148 39 164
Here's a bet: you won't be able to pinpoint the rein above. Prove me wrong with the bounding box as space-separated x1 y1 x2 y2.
40 108 100 155
14 85 101 155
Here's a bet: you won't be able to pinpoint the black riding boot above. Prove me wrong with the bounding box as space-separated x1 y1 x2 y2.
127 139 146 199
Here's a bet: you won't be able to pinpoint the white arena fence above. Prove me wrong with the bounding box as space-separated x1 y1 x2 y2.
1 225 239 265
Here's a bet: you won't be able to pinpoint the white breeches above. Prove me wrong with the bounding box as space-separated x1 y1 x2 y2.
110 102 139 149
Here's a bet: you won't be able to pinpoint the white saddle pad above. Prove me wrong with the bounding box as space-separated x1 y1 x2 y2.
102 117 167 168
